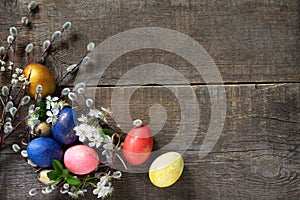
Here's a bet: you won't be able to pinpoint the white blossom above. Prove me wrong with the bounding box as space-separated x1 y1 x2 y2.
88 109 103 118
74 124 96 142
102 135 115 162
46 108 59 124
93 178 113 199
46 96 59 109
78 114 88 123
88 134 104 148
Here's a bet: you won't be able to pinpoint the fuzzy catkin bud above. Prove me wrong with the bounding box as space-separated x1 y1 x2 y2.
133 119 143 127
29 188 38 196
43 40 50 49
25 43 34 53
9 27 18 36
21 150 28 157
12 144 21 152
21 96 31 105
61 87 71 96
9 107 17 116
4 124 13 134
27 159 37 167
62 22 72 31
86 98 93 108
0 46 5 55
112 171 122 179
66 64 77 72
2 86 9 96
21 17 29 25
28 1 37 11
51 31 61 41
5 101 13 112
82 57 90 65
74 82 86 92
7 35 14 44
68 92 77 101
36 93 42 101
36 85 43 93
87 42 95 51
77 87 85 94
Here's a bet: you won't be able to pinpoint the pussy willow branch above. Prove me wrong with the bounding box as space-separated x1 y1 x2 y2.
3 115 30 141
58 50 89 86
2 10 32 62
39 26 67 60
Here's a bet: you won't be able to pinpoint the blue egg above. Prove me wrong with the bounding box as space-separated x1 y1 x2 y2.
27 137 63 168
52 107 78 145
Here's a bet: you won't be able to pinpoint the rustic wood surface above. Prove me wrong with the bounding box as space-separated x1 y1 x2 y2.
0 0 299 199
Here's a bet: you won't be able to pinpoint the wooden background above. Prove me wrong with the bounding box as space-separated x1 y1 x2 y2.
0 0 299 199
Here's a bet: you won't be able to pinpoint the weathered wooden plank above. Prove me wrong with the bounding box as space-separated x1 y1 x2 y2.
0 84 299 199
0 0 299 86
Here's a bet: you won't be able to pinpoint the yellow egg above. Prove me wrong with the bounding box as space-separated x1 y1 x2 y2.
149 152 184 188
23 63 56 98
38 170 54 185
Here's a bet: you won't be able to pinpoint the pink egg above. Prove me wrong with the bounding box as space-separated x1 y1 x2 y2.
64 145 99 175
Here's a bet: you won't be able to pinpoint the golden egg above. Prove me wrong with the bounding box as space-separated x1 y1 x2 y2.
23 63 56 98
149 152 184 188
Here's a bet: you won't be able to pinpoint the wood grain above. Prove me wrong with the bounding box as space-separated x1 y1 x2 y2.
0 0 299 85
1 84 299 199
0 0 299 200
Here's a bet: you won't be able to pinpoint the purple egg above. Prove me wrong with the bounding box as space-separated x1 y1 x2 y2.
52 107 78 145
27 137 63 168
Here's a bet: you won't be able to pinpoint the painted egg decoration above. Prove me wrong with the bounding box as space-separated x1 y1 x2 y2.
23 63 56 98
149 152 184 188
34 122 51 137
64 145 99 175
123 119 153 166
27 137 63 168
38 170 54 185
52 107 78 145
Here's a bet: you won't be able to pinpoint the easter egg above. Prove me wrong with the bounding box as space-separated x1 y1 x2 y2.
34 122 51 137
23 63 56 98
38 170 54 185
149 152 184 188
64 145 99 175
27 137 63 168
123 119 153 165
52 107 78 145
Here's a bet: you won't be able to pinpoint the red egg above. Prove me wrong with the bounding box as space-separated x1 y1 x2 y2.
123 119 153 165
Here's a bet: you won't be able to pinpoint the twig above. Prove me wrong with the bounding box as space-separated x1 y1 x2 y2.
58 50 89 86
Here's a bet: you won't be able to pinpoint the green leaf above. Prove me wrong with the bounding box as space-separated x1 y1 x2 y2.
62 169 69 176
66 177 81 186
47 171 61 180
34 100 47 121
103 128 114 136
52 159 64 173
